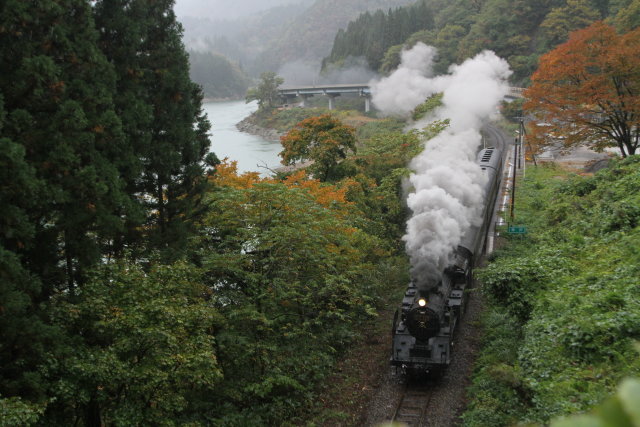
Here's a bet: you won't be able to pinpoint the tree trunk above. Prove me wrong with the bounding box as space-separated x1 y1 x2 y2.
84 396 102 427
157 181 166 234
64 230 75 298
618 141 628 157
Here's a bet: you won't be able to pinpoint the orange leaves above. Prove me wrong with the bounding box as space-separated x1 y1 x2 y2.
282 170 351 209
524 22 640 156
209 159 262 189
209 159 352 210
527 22 619 107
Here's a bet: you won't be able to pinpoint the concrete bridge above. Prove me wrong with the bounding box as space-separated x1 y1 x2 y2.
278 84 372 111
277 84 524 112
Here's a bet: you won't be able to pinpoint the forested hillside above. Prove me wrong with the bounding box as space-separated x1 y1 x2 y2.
188 51 252 99
179 0 416 78
464 157 640 425
321 0 435 72
180 3 311 67
252 0 416 72
324 0 640 84
3 0 639 425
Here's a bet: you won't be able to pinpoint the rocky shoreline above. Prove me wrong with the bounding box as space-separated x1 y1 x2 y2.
236 117 283 142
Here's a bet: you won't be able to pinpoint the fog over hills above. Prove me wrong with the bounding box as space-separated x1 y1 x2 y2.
174 0 312 21
175 0 414 80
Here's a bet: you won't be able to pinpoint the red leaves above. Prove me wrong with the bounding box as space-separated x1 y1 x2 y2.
524 22 640 156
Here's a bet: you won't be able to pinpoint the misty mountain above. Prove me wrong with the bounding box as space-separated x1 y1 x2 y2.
180 3 311 66
252 0 416 73
174 0 314 21
179 0 415 79
188 51 252 99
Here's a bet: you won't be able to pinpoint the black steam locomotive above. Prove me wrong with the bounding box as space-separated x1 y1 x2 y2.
391 146 503 376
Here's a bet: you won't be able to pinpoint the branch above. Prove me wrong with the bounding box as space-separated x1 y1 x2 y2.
257 161 280 176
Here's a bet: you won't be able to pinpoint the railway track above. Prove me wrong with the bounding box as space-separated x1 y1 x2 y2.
391 383 434 426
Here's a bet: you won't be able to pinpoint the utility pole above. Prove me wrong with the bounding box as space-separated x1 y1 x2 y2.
510 137 517 221
517 116 537 168
517 133 522 169
520 119 526 178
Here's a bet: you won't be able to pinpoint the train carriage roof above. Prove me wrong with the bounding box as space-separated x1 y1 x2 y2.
458 147 502 256
477 147 502 171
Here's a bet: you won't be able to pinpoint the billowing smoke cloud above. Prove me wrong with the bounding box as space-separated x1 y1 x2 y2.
370 43 511 289
369 43 439 115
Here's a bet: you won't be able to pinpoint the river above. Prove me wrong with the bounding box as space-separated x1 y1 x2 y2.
203 100 282 175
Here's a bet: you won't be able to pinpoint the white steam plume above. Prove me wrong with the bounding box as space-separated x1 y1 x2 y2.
369 43 439 116
370 43 511 289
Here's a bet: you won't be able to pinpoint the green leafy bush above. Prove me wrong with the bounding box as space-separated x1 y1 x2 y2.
412 93 443 121
466 156 640 425
478 250 571 322
0 396 45 427
462 310 530 427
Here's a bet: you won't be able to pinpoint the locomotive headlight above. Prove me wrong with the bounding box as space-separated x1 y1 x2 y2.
418 298 427 307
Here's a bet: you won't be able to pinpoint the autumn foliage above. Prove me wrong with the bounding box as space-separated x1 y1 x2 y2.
280 114 356 181
209 159 263 189
210 159 352 209
524 22 640 157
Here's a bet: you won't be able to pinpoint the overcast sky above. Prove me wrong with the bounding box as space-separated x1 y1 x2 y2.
173 0 306 20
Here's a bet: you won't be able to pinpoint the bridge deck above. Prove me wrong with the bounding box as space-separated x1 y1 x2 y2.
278 84 371 97
278 84 523 98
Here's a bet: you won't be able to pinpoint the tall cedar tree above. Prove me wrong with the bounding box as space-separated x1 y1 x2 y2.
94 0 214 257
525 21 640 157
0 94 51 405
0 0 135 401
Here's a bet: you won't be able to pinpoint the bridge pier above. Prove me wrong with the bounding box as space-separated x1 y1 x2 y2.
327 93 340 110
281 94 297 107
300 94 313 108
364 96 371 113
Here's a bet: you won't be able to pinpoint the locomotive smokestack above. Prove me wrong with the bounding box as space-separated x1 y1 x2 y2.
370 44 511 291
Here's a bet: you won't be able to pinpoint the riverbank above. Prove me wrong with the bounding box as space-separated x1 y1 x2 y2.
236 116 284 142
202 96 243 103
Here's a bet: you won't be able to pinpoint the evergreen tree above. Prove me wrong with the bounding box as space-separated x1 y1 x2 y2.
0 0 133 407
0 95 51 405
94 0 214 257
0 0 132 293
322 1 435 72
